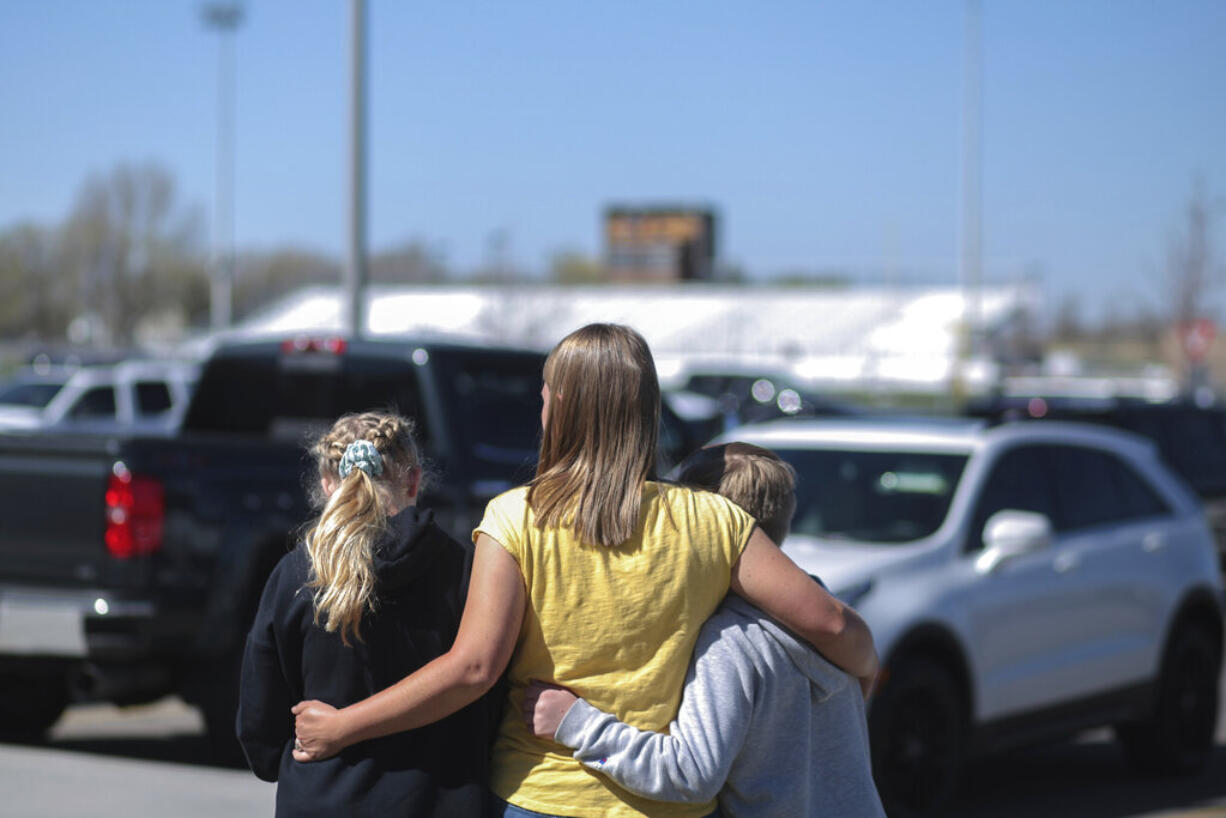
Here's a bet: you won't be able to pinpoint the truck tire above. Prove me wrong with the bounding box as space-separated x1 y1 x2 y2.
0 671 69 739
869 657 966 817
1116 623 1221 775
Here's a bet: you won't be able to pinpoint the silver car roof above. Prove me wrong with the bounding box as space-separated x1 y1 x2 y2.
719 417 1158 459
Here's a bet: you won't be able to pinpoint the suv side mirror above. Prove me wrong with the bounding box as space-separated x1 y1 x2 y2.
975 510 1053 574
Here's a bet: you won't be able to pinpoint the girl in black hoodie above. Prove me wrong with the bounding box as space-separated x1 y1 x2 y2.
237 411 496 817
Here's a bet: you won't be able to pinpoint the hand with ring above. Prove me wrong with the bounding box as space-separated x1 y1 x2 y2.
291 699 344 761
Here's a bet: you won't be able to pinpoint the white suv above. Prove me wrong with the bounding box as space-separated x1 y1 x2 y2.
715 418 1225 817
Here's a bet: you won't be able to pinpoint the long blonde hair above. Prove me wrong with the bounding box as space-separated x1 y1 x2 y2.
527 323 661 547
304 411 420 645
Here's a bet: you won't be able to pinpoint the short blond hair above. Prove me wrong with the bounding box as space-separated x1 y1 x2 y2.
675 442 796 544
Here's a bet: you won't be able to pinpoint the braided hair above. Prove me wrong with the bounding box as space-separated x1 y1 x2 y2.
304 411 421 645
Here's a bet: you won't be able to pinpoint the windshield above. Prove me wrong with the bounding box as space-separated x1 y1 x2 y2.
776 448 968 544
0 379 65 408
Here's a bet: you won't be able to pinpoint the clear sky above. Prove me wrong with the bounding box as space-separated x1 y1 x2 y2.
2 1 1224 320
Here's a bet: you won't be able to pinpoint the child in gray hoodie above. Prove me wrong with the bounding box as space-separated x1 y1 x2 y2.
525 442 885 817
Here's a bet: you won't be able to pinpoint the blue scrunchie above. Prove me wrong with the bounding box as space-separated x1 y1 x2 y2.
338 439 384 479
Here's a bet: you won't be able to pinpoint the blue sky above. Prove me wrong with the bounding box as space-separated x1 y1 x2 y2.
2 1 1224 319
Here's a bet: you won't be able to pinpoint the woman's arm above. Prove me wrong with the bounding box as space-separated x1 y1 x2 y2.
730 527 878 685
292 534 525 760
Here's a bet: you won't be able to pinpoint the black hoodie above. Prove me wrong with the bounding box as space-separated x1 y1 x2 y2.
237 506 498 817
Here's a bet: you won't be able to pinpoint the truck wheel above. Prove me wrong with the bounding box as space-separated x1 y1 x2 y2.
0 672 69 739
869 657 965 817
1117 624 1221 775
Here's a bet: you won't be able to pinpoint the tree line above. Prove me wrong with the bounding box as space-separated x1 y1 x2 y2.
0 162 578 349
2 163 1217 358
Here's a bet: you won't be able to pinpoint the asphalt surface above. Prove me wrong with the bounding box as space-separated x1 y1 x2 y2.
0 663 1224 818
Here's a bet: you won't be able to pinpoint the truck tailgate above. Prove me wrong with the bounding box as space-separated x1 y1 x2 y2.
0 433 117 587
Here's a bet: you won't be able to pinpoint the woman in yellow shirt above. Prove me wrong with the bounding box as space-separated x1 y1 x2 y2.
292 323 878 818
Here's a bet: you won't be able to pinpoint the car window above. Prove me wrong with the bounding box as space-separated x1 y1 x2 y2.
430 348 544 485
1047 445 1170 530
1108 456 1171 519
0 380 66 408
777 448 968 544
968 445 1055 552
135 381 174 415
67 386 117 420
184 353 427 441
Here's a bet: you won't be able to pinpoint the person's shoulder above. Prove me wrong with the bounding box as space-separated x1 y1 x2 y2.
660 482 754 529
658 482 733 512
690 598 770 672
475 485 533 547
486 484 531 513
254 543 313 619
273 543 311 586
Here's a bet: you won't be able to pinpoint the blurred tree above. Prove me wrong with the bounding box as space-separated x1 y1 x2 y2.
773 270 851 288
1167 177 1221 326
548 249 603 284
233 248 341 320
60 162 208 346
370 240 449 283
0 223 74 339
1052 293 1084 342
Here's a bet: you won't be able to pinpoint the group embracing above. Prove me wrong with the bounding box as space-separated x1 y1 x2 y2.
236 323 887 817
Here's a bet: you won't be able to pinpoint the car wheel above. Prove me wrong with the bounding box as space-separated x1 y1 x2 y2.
0 671 69 739
869 657 965 817
1116 624 1221 775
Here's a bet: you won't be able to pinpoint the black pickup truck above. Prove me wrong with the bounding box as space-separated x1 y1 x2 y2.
0 335 546 757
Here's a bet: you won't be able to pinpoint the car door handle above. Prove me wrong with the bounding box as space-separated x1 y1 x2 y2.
1142 532 1167 553
1053 552 1079 573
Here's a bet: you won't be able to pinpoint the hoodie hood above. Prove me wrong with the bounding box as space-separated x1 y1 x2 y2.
722 594 850 701
371 505 453 594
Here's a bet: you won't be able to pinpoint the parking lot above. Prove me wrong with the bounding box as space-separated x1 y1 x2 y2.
2 655 1224 818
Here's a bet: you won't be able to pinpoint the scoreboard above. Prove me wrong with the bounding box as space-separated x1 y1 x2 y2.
604 207 717 282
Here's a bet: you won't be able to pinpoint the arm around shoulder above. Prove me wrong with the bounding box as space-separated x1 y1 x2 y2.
730 527 878 682
292 534 525 758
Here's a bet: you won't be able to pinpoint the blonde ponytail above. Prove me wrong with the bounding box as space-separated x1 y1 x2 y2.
303 412 420 645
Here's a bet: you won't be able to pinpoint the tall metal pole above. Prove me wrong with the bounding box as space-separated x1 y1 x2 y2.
202 3 243 331
959 0 983 360
345 0 369 339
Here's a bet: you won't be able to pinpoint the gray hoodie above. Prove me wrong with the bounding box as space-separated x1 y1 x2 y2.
554 595 885 817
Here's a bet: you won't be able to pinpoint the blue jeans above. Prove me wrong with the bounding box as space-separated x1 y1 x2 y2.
492 797 720 818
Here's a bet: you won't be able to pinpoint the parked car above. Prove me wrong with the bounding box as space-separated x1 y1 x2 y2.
0 366 76 425
965 395 1226 569
0 359 198 436
713 418 1225 817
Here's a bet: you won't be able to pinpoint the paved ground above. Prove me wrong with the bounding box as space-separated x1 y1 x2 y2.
1 667 1224 818
0 699 273 818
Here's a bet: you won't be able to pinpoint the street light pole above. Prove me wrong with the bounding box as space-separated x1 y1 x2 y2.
959 0 983 362
346 0 369 339
201 2 243 331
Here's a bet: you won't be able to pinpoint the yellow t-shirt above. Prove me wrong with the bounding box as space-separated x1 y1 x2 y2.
474 482 755 818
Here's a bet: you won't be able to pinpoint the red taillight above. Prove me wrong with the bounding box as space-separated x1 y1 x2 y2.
279 336 348 355
105 467 165 559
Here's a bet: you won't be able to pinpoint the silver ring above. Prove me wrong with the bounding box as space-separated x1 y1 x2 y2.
294 738 304 752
